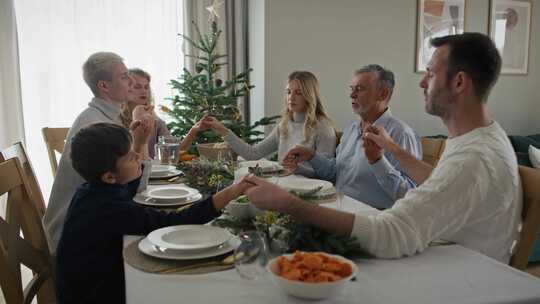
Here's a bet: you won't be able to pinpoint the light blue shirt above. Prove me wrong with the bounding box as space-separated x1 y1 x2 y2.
309 109 422 209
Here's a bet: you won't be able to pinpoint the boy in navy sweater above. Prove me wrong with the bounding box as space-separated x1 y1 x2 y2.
56 123 248 303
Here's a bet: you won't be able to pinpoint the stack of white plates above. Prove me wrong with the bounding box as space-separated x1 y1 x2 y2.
138 225 240 260
238 159 283 173
134 185 202 207
150 164 182 179
234 159 284 182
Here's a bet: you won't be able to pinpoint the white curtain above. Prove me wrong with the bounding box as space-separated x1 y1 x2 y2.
0 0 26 149
14 0 185 200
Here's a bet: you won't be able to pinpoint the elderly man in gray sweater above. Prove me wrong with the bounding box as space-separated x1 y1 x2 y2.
43 52 154 253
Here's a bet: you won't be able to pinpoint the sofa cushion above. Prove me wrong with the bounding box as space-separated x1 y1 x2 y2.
508 135 540 166
529 145 540 169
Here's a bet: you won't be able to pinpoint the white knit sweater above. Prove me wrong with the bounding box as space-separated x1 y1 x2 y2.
352 122 522 263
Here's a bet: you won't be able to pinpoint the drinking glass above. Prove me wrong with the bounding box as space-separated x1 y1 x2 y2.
336 184 345 211
155 136 181 165
234 231 270 280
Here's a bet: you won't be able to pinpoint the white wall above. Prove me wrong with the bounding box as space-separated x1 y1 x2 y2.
249 0 540 136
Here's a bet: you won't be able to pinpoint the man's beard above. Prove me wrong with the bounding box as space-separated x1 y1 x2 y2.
425 89 453 118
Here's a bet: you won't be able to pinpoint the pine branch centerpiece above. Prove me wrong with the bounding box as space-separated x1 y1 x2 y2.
162 20 279 155
178 157 234 195
214 194 364 257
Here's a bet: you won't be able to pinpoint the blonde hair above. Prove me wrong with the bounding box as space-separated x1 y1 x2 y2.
120 68 153 128
82 52 124 97
278 71 333 142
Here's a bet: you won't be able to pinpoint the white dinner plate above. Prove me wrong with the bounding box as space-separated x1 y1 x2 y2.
147 225 233 251
239 160 283 172
151 164 174 174
138 236 240 260
133 192 202 207
274 175 334 194
150 168 183 179
147 186 198 203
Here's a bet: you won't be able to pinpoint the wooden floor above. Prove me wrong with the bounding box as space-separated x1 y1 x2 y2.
526 262 540 278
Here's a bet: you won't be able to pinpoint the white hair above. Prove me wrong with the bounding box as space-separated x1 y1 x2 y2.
82 52 124 97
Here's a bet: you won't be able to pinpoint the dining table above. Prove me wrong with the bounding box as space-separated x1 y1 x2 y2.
124 179 540 304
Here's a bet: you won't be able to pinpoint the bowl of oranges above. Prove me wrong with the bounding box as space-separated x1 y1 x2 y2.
266 251 358 300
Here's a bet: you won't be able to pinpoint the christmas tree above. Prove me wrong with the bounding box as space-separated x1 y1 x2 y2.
161 20 279 152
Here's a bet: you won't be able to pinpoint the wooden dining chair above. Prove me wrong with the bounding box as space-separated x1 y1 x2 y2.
420 137 446 167
0 158 56 304
510 166 540 271
41 127 69 177
1 142 46 218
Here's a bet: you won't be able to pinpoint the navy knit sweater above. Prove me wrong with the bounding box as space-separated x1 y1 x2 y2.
56 176 220 304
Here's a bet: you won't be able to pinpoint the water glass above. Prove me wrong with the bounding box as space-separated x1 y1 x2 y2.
155 136 181 165
234 231 270 280
336 185 345 211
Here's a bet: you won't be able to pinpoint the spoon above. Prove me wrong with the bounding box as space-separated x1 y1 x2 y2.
152 242 227 253
157 251 235 274
144 197 157 204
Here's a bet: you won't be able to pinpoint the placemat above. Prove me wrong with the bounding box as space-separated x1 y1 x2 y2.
123 237 234 275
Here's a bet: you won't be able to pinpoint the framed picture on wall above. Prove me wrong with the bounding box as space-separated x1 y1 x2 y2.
489 0 532 74
415 0 466 72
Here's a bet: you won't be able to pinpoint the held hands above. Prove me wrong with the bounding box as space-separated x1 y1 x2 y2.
200 116 228 136
130 105 155 147
132 105 154 122
282 145 315 171
362 125 395 151
362 124 383 164
237 175 294 213
187 115 211 137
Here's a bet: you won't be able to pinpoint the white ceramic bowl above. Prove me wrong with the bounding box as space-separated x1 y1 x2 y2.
226 200 252 219
151 164 172 174
266 253 358 300
146 187 197 203
226 198 264 219
150 164 175 178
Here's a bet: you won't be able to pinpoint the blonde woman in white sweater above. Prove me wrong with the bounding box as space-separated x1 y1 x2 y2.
203 71 336 177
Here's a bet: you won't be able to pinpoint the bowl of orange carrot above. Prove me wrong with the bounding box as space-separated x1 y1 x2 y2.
266 251 358 300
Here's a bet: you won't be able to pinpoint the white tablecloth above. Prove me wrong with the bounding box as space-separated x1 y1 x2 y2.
124 196 540 304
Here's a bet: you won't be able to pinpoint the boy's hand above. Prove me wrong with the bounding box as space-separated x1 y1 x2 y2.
212 178 257 211
242 175 295 213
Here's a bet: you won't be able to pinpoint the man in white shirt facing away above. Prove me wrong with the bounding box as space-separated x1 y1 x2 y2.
240 33 522 263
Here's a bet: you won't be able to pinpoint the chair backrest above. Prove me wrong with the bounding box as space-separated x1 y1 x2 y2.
1 142 46 218
41 127 69 177
0 158 56 304
421 137 446 167
510 165 540 270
